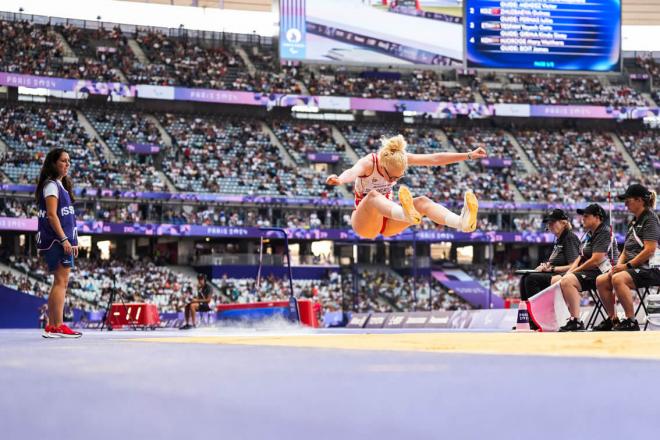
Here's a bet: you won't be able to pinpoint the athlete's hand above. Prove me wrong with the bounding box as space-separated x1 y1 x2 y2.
469 147 487 160
72 246 79 258
62 240 73 255
326 174 341 186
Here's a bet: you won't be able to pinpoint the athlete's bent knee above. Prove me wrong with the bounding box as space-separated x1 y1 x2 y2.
612 272 627 286
413 196 431 210
560 275 573 288
596 274 610 288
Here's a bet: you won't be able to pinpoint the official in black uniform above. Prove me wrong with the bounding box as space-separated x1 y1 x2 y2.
519 209 581 301
596 184 660 331
180 274 213 330
558 204 618 332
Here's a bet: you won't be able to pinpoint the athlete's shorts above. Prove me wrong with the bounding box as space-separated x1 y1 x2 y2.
380 217 388 234
40 243 75 272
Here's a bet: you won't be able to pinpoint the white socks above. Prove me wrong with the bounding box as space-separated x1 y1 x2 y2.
444 211 461 229
389 205 408 221
391 200 461 229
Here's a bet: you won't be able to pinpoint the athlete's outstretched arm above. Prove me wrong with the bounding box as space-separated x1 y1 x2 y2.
326 156 371 186
407 147 487 167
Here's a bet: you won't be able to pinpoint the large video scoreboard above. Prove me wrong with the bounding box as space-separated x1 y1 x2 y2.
465 0 621 72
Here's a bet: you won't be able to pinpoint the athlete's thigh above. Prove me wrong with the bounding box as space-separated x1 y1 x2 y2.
381 218 411 237
351 199 383 239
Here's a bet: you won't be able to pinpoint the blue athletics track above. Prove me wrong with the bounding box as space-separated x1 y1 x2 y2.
1 327 659 440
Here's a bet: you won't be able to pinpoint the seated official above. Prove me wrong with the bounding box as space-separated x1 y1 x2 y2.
595 184 660 331
558 204 618 332
519 209 581 301
180 274 212 330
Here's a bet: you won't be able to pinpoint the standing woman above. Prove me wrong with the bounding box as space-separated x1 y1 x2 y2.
36 148 82 338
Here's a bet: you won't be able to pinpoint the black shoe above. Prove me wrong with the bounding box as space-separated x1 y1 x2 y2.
592 317 618 332
179 324 192 330
613 318 640 331
558 318 585 332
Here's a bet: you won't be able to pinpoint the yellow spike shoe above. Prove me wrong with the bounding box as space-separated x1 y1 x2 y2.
460 191 478 232
398 185 421 225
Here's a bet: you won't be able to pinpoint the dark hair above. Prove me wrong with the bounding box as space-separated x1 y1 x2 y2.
35 148 75 203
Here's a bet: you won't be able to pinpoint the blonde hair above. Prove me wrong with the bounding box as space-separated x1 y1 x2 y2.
646 191 657 210
378 134 408 173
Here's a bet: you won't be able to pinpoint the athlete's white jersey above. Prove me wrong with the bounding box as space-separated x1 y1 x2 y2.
354 153 395 206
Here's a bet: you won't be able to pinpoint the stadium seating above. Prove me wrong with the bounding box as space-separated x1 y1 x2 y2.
513 129 637 203
617 130 659 175
304 66 475 102
59 24 131 82
0 105 107 187
480 74 649 106
129 31 249 89
1 19 657 109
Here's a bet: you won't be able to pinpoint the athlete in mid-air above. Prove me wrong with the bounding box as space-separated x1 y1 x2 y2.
326 134 487 239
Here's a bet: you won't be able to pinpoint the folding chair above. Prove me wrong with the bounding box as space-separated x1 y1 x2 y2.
585 289 608 330
635 286 660 331
198 310 215 327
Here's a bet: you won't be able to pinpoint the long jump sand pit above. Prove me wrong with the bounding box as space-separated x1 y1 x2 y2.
132 330 660 360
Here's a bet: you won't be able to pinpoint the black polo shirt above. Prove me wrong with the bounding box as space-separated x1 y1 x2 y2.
197 283 212 301
624 209 660 266
548 229 581 266
580 221 619 264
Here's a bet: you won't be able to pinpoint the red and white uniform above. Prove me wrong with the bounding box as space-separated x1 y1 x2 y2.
354 153 396 207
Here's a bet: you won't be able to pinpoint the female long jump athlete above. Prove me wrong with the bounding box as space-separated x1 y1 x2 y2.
326 134 487 239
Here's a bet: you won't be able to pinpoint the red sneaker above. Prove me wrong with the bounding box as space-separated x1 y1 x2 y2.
42 325 61 338
51 324 82 338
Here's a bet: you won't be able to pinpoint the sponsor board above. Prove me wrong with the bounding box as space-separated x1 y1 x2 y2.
426 311 452 328
346 313 370 328
383 313 408 328
402 312 431 329
365 313 388 329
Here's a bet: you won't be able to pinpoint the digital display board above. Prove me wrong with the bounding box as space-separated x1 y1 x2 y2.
280 0 463 66
465 0 621 72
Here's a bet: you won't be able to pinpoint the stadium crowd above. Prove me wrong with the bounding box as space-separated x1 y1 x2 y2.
480 75 649 107
1 20 658 107
305 66 475 102
514 129 638 203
